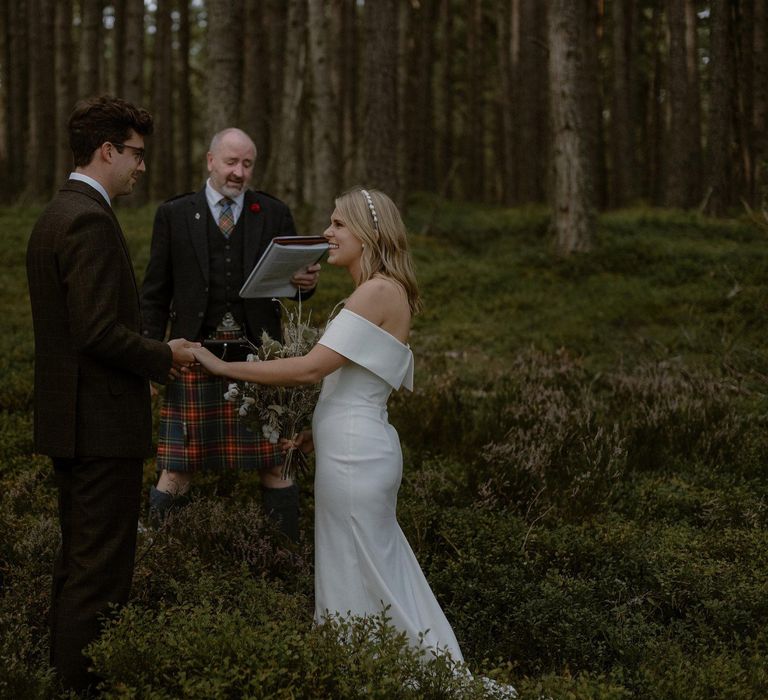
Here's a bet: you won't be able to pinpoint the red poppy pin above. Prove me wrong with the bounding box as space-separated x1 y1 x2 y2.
250 202 261 214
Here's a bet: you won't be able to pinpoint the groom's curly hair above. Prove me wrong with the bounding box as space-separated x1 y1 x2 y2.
68 95 153 167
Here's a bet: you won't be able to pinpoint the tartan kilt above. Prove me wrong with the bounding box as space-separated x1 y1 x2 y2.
156 365 282 473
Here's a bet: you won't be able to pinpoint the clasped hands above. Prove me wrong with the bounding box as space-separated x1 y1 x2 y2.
167 338 201 379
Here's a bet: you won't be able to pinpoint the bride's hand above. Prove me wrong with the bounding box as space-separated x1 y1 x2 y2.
190 346 225 376
280 430 314 455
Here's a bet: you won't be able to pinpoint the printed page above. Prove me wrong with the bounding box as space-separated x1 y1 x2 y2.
240 239 328 298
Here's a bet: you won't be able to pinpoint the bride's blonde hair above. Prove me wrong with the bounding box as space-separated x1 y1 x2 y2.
334 188 422 314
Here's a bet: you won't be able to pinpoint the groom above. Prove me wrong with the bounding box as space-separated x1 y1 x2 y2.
26 95 199 693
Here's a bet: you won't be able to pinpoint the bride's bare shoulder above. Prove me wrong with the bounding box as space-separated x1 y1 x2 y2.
349 277 406 306
345 277 409 326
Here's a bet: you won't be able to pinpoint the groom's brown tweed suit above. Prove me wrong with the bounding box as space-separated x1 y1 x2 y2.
26 179 172 691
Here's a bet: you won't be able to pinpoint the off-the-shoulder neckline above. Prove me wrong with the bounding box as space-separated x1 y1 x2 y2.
335 308 412 351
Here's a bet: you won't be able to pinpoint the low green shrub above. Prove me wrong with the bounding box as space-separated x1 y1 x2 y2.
90 577 509 699
405 505 768 687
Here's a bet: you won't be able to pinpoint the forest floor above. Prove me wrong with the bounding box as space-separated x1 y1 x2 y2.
2 198 767 698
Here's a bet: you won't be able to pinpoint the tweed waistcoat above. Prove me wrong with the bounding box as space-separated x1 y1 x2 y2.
204 210 246 332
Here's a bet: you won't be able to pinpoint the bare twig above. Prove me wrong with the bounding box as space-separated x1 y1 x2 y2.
521 504 554 553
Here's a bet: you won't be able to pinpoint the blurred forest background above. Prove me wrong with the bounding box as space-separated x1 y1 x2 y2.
2 0 767 249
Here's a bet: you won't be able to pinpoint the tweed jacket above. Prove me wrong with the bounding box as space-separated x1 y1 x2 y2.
26 179 172 458
140 187 313 344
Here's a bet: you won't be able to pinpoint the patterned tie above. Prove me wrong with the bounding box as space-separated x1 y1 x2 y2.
218 197 234 237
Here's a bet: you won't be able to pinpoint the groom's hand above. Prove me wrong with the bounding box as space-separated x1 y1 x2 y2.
167 338 201 378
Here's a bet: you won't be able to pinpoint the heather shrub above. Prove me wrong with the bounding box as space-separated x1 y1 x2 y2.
395 349 625 511
395 348 763 520
131 497 313 606
599 360 757 472
0 463 57 699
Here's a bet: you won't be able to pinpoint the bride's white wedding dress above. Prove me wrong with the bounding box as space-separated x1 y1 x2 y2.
312 309 464 661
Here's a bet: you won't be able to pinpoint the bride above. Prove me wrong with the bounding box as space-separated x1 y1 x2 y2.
191 188 494 675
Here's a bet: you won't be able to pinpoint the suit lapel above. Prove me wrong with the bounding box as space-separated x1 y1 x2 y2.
243 190 268 276
107 208 141 300
188 189 210 282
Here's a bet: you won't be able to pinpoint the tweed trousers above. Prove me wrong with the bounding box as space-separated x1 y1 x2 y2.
50 456 143 693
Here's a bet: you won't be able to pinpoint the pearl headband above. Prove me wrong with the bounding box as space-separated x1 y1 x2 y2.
360 189 379 234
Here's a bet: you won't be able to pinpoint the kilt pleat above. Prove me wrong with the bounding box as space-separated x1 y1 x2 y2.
157 365 281 472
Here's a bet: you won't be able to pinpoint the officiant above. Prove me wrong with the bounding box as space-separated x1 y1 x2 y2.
140 127 320 539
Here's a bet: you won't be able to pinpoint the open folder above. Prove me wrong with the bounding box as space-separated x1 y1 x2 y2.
239 236 329 298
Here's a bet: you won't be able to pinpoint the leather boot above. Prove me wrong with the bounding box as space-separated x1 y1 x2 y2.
262 483 299 542
149 485 187 526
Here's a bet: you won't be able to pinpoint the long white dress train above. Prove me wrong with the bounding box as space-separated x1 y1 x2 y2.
312 309 464 661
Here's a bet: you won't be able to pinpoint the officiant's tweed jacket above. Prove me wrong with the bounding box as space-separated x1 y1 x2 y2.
26 179 172 458
140 187 309 345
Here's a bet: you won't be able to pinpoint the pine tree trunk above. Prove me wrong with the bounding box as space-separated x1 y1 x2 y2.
684 0 703 199
207 0 242 134
24 0 56 200
611 0 636 206
404 0 437 194
734 0 754 204
111 0 126 93
436 0 456 199
362 0 399 202
753 0 768 205
497 0 515 205
119 0 147 206
7 0 28 198
263 0 306 209
307 0 338 232
340 0 359 187
150 0 175 200
582 0 605 209
645 0 665 205
78 0 101 97
0 0 9 201
54 0 75 183
463 0 484 200
123 0 144 105
549 0 592 255
265 0 287 120
518 0 549 203
397 0 410 196
665 0 701 208
703 0 733 216
176 0 192 193
241 0 270 182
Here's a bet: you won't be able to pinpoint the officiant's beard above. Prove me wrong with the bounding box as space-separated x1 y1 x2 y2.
219 179 246 198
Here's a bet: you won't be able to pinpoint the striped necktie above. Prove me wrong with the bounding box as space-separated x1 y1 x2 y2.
218 197 234 237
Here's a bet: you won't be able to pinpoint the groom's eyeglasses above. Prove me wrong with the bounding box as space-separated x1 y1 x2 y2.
111 142 145 164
